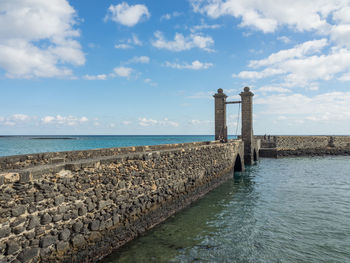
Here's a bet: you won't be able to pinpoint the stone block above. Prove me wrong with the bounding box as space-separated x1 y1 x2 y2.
17 248 39 263
40 235 57 248
12 205 26 217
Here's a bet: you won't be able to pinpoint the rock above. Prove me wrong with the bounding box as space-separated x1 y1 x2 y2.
59 229 70 241
78 206 87 216
40 235 57 248
88 232 102 242
58 205 68 213
13 226 25 235
72 221 83 233
19 172 31 183
54 195 65 206
71 234 85 248
24 231 35 240
11 216 26 228
53 214 63 222
0 226 11 238
89 220 100 231
27 216 40 230
12 205 26 217
17 248 39 263
56 241 69 254
6 241 21 255
41 213 52 225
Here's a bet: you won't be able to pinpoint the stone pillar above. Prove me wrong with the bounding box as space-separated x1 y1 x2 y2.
240 87 254 165
213 89 228 142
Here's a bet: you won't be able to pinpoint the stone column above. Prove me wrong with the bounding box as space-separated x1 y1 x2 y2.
213 89 228 142
240 87 254 164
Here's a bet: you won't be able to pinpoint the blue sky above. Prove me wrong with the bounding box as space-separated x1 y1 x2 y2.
1 0 350 135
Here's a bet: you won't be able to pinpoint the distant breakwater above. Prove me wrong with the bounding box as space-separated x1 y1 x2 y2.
258 135 350 157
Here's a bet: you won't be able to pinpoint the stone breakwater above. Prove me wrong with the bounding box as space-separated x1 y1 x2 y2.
258 136 350 157
0 140 244 263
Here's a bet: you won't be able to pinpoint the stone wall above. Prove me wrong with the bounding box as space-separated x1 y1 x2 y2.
0 140 244 263
257 135 350 157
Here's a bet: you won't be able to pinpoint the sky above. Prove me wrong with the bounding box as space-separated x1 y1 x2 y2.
1 0 350 135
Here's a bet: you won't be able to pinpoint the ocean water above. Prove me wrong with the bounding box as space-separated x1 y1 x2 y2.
102 156 350 263
0 135 237 157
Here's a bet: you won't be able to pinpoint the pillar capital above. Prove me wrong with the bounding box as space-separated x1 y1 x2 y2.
213 88 227 98
240 87 254 97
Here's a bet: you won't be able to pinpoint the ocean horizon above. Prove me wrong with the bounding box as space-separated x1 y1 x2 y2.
0 135 239 157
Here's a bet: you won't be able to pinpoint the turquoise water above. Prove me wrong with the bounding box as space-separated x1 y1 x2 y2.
102 156 350 263
0 135 237 157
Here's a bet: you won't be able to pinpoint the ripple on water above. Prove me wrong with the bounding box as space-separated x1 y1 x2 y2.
102 156 350 263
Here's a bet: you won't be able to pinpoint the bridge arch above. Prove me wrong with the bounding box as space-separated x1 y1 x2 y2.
253 149 257 162
234 154 243 172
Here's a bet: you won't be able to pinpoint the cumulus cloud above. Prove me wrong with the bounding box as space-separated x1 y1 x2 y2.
138 117 179 127
255 86 291 93
113 67 133 78
41 115 88 126
152 31 214 52
105 2 150 27
0 0 85 78
83 74 107 80
190 0 343 33
127 56 150 64
277 36 291 44
165 60 213 70
256 92 350 122
234 38 350 87
114 34 143 49
160 11 182 21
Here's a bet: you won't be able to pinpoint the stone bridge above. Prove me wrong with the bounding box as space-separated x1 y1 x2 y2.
0 87 259 262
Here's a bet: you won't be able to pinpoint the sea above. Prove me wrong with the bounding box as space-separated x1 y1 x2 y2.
0 135 235 157
1 136 349 263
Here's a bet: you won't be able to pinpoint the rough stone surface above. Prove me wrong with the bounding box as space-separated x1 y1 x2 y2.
17 248 39 263
257 135 350 157
0 140 245 262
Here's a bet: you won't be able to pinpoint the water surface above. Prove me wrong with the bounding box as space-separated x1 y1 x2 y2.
103 156 350 263
0 135 237 157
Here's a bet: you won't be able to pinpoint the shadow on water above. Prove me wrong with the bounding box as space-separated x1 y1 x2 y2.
102 166 260 263
102 157 350 263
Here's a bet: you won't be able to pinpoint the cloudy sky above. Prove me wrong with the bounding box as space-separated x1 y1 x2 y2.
1 0 350 135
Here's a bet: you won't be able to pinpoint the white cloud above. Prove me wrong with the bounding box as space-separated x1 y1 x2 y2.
256 86 291 93
191 0 343 33
10 114 31 121
277 36 291 44
114 34 143 49
105 2 150 27
190 22 222 32
122 121 131 125
249 39 328 68
165 60 213 70
256 92 350 122
113 67 132 78
127 56 150 64
0 0 85 78
144 78 157 86
152 31 214 52
138 117 179 127
83 74 107 80
234 38 350 87
41 115 89 126
114 43 133 49
189 119 211 125
160 11 182 21
234 68 285 79
0 114 33 126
